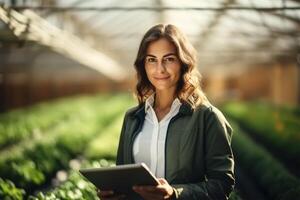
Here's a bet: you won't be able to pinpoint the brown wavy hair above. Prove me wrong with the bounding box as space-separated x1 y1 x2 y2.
133 24 208 109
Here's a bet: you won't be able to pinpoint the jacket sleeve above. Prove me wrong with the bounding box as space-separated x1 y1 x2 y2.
116 112 128 165
171 107 235 200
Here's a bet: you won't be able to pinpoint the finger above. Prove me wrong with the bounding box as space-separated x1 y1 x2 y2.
145 184 169 194
133 186 156 192
156 178 174 197
133 185 167 195
158 178 168 185
133 187 167 199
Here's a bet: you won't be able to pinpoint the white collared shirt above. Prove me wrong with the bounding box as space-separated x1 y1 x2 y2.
133 93 182 178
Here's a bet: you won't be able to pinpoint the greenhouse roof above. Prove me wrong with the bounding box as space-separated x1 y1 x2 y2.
1 0 299 78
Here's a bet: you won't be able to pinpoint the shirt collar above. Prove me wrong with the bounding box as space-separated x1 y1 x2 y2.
145 93 155 112
145 93 182 113
133 100 193 120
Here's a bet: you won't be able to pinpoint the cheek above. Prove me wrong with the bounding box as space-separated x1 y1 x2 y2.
170 65 181 80
145 66 151 78
145 66 155 83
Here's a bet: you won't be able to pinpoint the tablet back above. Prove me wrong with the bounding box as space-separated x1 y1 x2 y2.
79 163 159 194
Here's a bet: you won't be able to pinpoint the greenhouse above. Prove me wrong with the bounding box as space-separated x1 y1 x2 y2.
0 0 299 199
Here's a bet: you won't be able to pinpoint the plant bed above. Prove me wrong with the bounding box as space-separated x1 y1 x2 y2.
222 101 300 177
0 94 133 196
0 95 103 149
230 120 300 200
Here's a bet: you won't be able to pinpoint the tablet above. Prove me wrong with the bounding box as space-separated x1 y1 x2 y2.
79 163 160 194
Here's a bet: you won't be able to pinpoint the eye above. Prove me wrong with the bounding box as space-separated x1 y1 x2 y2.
146 57 157 63
164 57 176 63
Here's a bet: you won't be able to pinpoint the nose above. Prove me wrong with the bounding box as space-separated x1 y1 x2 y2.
156 60 166 73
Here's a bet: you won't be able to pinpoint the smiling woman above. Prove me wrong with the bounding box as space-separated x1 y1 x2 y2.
134 24 208 110
144 38 181 109
97 24 235 200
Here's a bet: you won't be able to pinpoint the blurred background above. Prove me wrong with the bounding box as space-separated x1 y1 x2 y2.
0 0 299 200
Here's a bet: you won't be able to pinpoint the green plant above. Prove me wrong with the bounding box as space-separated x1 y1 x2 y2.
0 94 133 194
222 101 300 169
0 95 101 148
0 178 25 200
29 159 115 200
230 120 300 200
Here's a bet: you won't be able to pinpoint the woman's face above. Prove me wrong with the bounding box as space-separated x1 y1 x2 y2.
144 38 181 93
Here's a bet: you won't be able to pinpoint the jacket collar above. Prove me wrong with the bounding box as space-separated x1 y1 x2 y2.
133 101 193 120
145 93 182 114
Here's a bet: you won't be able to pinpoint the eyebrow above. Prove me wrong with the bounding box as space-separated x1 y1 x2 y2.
146 53 177 58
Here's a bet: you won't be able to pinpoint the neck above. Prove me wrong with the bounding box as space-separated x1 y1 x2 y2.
154 88 176 110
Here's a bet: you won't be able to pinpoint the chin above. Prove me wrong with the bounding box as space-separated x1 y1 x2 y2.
153 84 174 91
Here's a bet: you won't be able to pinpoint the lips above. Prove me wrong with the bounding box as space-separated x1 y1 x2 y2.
154 76 170 80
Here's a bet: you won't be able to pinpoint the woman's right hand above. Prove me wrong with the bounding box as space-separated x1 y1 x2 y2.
97 189 126 200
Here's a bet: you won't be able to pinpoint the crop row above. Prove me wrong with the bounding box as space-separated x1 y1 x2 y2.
0 94 133 195
1 104 127 200
30 115 123 200
230 120 300 200
222 101 300 170
0 95 106 149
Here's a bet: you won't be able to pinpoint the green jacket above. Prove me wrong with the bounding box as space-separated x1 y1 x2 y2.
116 101 235 200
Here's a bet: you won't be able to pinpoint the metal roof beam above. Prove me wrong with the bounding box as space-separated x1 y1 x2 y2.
2 6 300 12
0 6 127 81
194 0 236 51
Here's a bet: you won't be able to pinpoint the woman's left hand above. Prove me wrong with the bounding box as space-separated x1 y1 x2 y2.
132 178 174 200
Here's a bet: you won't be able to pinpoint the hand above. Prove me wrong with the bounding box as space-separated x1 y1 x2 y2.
132 178 174 200
96 189 126 200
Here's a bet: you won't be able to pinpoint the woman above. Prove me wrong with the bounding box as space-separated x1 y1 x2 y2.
98 24 235 200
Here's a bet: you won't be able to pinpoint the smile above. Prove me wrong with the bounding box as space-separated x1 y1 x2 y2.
154 76 170 80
